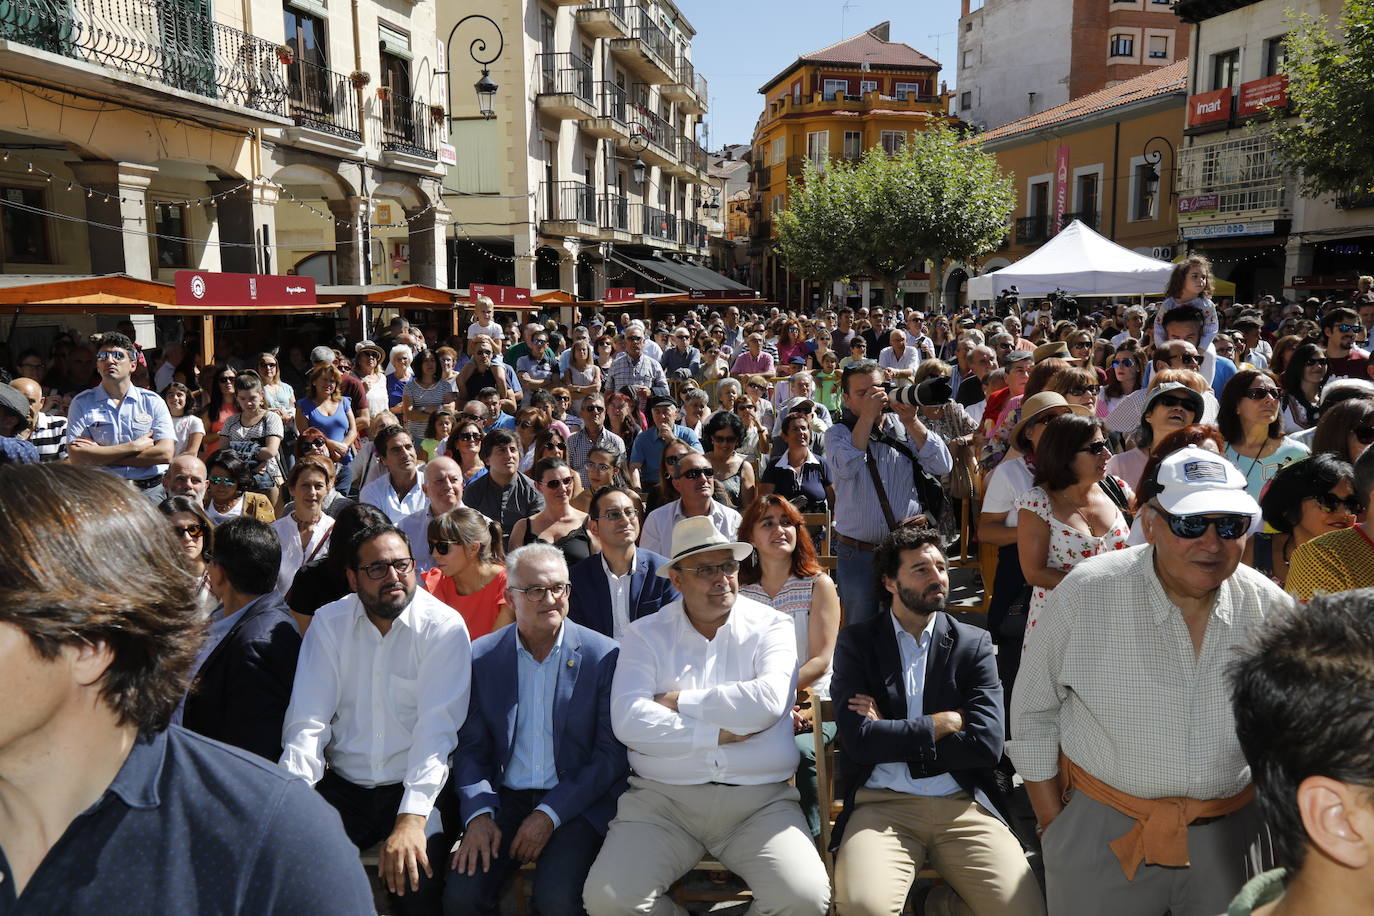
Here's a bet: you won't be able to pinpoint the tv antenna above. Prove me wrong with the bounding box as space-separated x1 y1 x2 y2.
928 30 953 65
841 0 859 37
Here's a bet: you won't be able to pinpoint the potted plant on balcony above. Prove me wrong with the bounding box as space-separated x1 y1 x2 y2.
348 71 371 89
429 104 445 124
275 44 294 65
376 86 392 102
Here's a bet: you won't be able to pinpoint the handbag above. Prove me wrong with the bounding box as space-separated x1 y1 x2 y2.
947 438 976 501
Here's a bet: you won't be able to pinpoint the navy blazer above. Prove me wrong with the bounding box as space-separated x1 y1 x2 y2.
566 549 679 638
182 592 302 763
454 619 628 835
829 610 1005 850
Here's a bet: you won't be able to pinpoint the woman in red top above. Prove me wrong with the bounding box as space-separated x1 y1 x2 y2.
423 506 512 638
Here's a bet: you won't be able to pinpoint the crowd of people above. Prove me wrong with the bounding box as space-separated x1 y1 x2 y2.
3 258 1374 915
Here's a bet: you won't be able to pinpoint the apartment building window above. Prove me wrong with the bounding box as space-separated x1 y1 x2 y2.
960 91 971 110
962 50 972 68
823 78 848 99
1132 162 1157 221
771 137 785 166
1264 36 1287 76
880 130 905 155
843 130 862 159
284 7 326 67
154 203 190 268
1148 35 1169 59
1109 35 1134 57
1 186 50 263
1075 172 1100 220
771 194 784 214
1029 180 1049 217
806 130 829 170
1212 49 1240 90
860 79 877 94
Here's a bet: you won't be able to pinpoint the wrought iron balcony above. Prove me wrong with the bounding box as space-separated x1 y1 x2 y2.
599 193 631 234
675 135 707 175
380 90 437 158
287 60 360 140
1015 215 1050 245
0 0 287 115
536 52 593 102
542 180 598 227
682 219 708 249
637 203 677 242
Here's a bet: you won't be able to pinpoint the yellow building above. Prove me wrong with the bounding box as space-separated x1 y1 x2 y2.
749 21 954 309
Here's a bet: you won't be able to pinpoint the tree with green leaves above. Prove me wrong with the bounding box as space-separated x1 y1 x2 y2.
1269 0 1374 198
776 124 1015 312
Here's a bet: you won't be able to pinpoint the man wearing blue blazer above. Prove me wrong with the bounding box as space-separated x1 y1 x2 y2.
830 526 1045 916
445 543 628 916
568 486 678 640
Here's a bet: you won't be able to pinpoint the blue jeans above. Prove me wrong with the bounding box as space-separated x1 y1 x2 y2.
333 460 354 496
835 540 881 625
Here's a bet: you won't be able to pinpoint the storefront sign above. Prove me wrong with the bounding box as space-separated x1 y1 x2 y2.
174 271 316 307
1180 221 1276 240
1053 145 1070 235
604 287 637 302
688 289 759 299
1292 274 1358 289
1178 194 1219 215
1238 74 1288 117
467 283 531 306
1188 88 1232 127
437 143 458 166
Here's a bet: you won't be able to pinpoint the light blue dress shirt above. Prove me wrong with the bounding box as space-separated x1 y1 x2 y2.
824 413 953 544
64 384 175 480
865 613 963 797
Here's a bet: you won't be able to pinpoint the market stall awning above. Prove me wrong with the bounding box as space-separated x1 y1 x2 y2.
0 274 345 314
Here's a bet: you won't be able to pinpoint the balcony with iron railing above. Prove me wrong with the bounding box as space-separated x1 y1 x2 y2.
1176 131 1292 219
1015 215 1050 246
672 134 707 179
379 91 438 160
636 203 677 243
609 6 675 83
681 219 708 250
599 193 632 239
667 57 707 114
575 0 628 40
286 60 360 140
0 0 289 124
578 81 631 140
541 181 599 237
621 102 676 170
761 84 942 126
535 52 595 118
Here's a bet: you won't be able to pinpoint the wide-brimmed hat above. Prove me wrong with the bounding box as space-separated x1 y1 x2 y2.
355 340 384 361
1142 382 1205 421
1153 445 1260 519
657 516 755 578
1033 341 1073 363
1010 392 1090 452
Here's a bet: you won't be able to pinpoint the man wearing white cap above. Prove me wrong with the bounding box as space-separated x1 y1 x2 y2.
583 516 830 916
1011 446 1289 915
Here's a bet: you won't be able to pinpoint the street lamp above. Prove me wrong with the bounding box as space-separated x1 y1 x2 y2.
442 14 504 121
1142 135 1175 193
631 157 647 185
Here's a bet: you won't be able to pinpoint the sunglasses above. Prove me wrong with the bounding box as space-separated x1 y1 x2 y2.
1078 440 1111 456
680 558 740 580
542 476 575 489
302 439 328 449
456 432 482 442
1337 324 1363 333
1111 358 1136 368
712 435 739 444
1154 395 1197 411
1305 358 1329 368
1171 355 1201 366
1066 386 1096 398
429 540 460 555
96 350 130 362
1355 426 1374 446
1070 341 1092 350
1309 493 1364 515
172 523 206 538
1157 508 1250 540
1242 388 1280 401
676 466 715 481
582 404 606 414
208 475 237 486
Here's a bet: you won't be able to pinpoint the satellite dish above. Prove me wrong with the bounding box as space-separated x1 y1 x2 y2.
861 61 871 72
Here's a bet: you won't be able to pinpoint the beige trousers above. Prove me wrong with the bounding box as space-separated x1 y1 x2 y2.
582 776 831 916
834 788 1045 916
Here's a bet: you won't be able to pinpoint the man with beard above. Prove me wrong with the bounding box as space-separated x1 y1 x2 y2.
830 526 1043 916
280 525 472 915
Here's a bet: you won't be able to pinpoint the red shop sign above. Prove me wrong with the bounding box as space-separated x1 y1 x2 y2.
468 283 531 306
174 271 316 307
1238 74 1288 117
1188 88 1232 127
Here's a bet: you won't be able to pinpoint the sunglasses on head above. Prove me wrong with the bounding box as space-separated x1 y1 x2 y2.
1157 508 1250 540
1309 492 1364 515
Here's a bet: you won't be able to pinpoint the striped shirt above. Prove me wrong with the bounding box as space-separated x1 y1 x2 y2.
29 412 67 462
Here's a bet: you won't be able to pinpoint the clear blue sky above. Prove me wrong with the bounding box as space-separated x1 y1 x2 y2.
676 0 964 150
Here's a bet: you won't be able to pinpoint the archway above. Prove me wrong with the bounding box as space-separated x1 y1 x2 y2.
943 267 969 313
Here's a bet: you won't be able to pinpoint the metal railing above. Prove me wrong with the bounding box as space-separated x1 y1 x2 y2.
581 0 627 21
627 7 673 69
682 219 708 248
751 165 770 190
637 203 677 241
676 134 707 173
1015 215 1050 245
287 60 360 139
600 193 631 231
1176 131 1291 216
543 181 597 224
626 102 673 152
1061 210 1097 230
592 81 628 121
693 71 708 100
380 91 437 157
0 0 287 114
536 51 593 101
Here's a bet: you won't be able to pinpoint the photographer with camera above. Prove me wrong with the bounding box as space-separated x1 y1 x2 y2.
824 362 952 625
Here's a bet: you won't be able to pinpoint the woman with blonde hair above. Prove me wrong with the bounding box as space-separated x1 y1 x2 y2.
561 338 601 414
423 506 512 638
296 364 357 493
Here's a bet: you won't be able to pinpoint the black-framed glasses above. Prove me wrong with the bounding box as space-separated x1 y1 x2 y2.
680 558 740 580
1242 387 1280 401
582 404 606 413
456 432 482 442
1308 493 1364 515
1157 509 1249 540
509 582 570 602
677 466 715 481
1154 395 1197 411
356 558 416 579
1078 440 1111 456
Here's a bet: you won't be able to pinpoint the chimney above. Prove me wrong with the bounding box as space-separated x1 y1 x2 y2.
868 21 890 42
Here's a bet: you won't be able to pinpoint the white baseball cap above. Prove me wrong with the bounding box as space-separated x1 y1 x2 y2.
1153 445 1260 519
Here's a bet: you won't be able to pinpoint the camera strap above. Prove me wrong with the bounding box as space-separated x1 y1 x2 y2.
864 446 901 534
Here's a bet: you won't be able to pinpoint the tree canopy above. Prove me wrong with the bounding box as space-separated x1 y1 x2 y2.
776 123 1015 310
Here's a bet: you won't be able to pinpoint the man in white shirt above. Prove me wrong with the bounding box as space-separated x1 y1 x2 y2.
360 426 428 523
639 450 741 558
280 524 472 915
569 486 679 640
878 330 920 382
400 456 467 572
582 517 830 916
1111 307 1147 347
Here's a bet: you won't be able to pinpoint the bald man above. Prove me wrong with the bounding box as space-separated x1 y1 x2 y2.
400 456 472 572
145 454 209 503
9 376 67 462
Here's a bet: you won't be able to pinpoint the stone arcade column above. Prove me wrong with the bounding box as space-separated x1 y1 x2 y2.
210 179 280 274
328 197 370 285
406 206 451 288
68 161 158 279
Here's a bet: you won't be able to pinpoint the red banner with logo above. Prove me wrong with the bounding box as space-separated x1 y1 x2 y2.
174 271 316 307
1238 74 1288 117
467 283 531 306
604 287 637 302
1188 88 1232 127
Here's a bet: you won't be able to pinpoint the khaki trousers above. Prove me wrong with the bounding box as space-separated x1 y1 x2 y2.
582 776 831 916
834 789 1045 916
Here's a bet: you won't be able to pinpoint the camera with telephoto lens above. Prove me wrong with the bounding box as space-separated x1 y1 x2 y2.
1048 288 1080 323
881 376 953 408
995 285 1019 319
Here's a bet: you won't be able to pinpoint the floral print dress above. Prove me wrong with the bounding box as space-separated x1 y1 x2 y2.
1013 484 1131 650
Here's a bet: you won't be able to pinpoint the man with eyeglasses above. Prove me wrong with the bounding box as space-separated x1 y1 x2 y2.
639 449 739 558
1157 304 1236 397
1012 446 1286 915
583 516 831 916
570 487 679 640
400 457 472 573
660 327 701 383
1287 443 1374 600
1319 306 1370 381
446 544 627 916
629 395 702 491
567 393 626 489
64 332 175 487
730 331 775 377
1110 306 1147 348
603 321 668 406
360 426 429 524
281 523 472 915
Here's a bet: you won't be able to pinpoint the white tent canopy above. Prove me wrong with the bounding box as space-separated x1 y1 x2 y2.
967 219 1175 300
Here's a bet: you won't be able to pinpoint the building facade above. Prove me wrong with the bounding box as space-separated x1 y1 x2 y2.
748 21 954 309
957 0 1188 132
439 0 713 299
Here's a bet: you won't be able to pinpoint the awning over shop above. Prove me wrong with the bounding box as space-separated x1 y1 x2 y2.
611 254 757 298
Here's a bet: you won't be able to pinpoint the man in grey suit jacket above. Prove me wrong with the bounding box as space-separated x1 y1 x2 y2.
445 544 627 916
568 486 678 640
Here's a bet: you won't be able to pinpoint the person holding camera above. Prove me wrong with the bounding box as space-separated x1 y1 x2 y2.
823 362 952 625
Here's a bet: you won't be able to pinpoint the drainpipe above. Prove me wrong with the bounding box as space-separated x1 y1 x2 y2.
1110 121 1120 241
352 0 366 145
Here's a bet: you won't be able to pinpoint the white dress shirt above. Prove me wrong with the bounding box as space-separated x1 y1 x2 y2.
359 468 429 524
279 588 472 816
271 514 335 596
603 552 634 641
611 596 799 786
639 499 742 559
